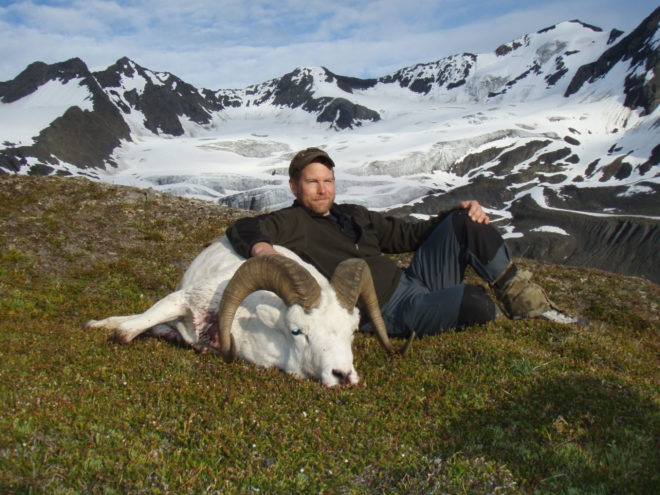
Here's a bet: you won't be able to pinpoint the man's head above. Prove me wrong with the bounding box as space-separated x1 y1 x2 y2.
288 147 335 181
288 147 336 216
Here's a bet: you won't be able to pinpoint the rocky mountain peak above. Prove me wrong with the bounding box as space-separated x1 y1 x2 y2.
565 6 660 115
0 57 91 104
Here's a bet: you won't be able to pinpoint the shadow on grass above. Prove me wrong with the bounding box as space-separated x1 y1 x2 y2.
441 372 659 493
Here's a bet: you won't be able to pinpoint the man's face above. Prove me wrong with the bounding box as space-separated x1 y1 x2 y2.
289 161 336 216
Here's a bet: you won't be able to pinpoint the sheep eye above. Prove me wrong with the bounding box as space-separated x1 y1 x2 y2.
291 328 303 336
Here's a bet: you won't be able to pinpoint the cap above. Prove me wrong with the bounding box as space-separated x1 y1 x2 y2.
288 147 335 179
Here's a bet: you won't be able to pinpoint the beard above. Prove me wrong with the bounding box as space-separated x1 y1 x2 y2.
305 195 333 215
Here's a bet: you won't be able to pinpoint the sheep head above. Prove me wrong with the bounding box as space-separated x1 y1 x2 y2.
217 255 412 387
217 255 321 363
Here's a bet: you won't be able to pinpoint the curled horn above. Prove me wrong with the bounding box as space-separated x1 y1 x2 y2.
218 255 322 363
330 259 414 356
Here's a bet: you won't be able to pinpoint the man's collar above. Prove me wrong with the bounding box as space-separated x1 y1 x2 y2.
291 199 339 218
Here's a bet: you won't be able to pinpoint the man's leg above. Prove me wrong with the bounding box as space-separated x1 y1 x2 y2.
406 209 510 288
400 209 587 326
377 274 496 337
375 210 503 336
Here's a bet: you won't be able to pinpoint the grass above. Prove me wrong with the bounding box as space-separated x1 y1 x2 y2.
0 175 658 494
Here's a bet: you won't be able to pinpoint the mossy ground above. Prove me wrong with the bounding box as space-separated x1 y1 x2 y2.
1 175 658 494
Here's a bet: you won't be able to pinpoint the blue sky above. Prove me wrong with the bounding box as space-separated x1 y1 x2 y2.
0 0 657 89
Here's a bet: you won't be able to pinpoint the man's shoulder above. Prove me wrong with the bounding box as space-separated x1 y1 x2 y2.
261 202 304 218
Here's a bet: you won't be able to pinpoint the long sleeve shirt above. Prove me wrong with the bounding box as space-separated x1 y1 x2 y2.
226 201 451 307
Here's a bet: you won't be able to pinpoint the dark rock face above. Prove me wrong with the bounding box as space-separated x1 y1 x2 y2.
547 183 660 216
392 184 660 285
506 194 660 284
388 174 514 218
0 58 131 172
565 6 660 115
380 54 477 94
0 58 89 103
315 98 380 128
393 178 660 284
450 146 509 176
490 140 553 176
268 68 316 108
247 67 380 129
388 157 660 284
28 103 130 170
95 58 225 136
495 41 523 56
323 70 378 93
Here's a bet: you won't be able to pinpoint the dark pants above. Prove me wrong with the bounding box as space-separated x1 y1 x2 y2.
376 210 510 336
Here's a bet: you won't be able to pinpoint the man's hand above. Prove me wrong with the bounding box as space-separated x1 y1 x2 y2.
251 241 281 257
459 200 490 225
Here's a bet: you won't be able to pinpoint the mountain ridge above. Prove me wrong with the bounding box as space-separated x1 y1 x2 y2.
0 7 659 283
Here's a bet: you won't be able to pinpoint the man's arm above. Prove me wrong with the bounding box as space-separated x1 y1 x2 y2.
226 209 298 258
367 200 490 254
226 215 273 258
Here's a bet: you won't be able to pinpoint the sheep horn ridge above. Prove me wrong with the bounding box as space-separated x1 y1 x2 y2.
217 255 323 363
330 258 414 356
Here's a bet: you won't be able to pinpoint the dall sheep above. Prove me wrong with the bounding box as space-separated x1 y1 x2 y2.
85 237 412 387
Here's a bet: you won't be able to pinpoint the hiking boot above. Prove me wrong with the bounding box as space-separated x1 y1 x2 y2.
494 269 551 319
494 268 588 327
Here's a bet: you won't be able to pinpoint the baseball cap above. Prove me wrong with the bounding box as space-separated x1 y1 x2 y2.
288 147 335 179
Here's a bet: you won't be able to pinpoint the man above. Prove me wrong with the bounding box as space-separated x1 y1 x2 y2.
227 147 585 337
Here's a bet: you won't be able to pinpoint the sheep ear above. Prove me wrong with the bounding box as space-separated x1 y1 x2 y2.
256 304 283 328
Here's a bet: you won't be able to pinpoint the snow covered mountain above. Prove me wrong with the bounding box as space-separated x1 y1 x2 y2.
1 7 659 282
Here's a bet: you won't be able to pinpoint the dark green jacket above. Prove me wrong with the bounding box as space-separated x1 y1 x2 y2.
226 201 450 307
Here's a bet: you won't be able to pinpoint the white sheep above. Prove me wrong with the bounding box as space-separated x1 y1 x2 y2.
85 237 412 387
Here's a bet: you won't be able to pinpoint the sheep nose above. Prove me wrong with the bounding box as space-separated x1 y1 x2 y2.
332 369 351 384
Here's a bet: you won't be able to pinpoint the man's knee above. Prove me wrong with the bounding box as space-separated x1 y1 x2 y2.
457 284 496 327
451 209 504 266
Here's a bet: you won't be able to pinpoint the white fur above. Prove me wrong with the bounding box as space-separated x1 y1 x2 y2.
85 237 361 387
